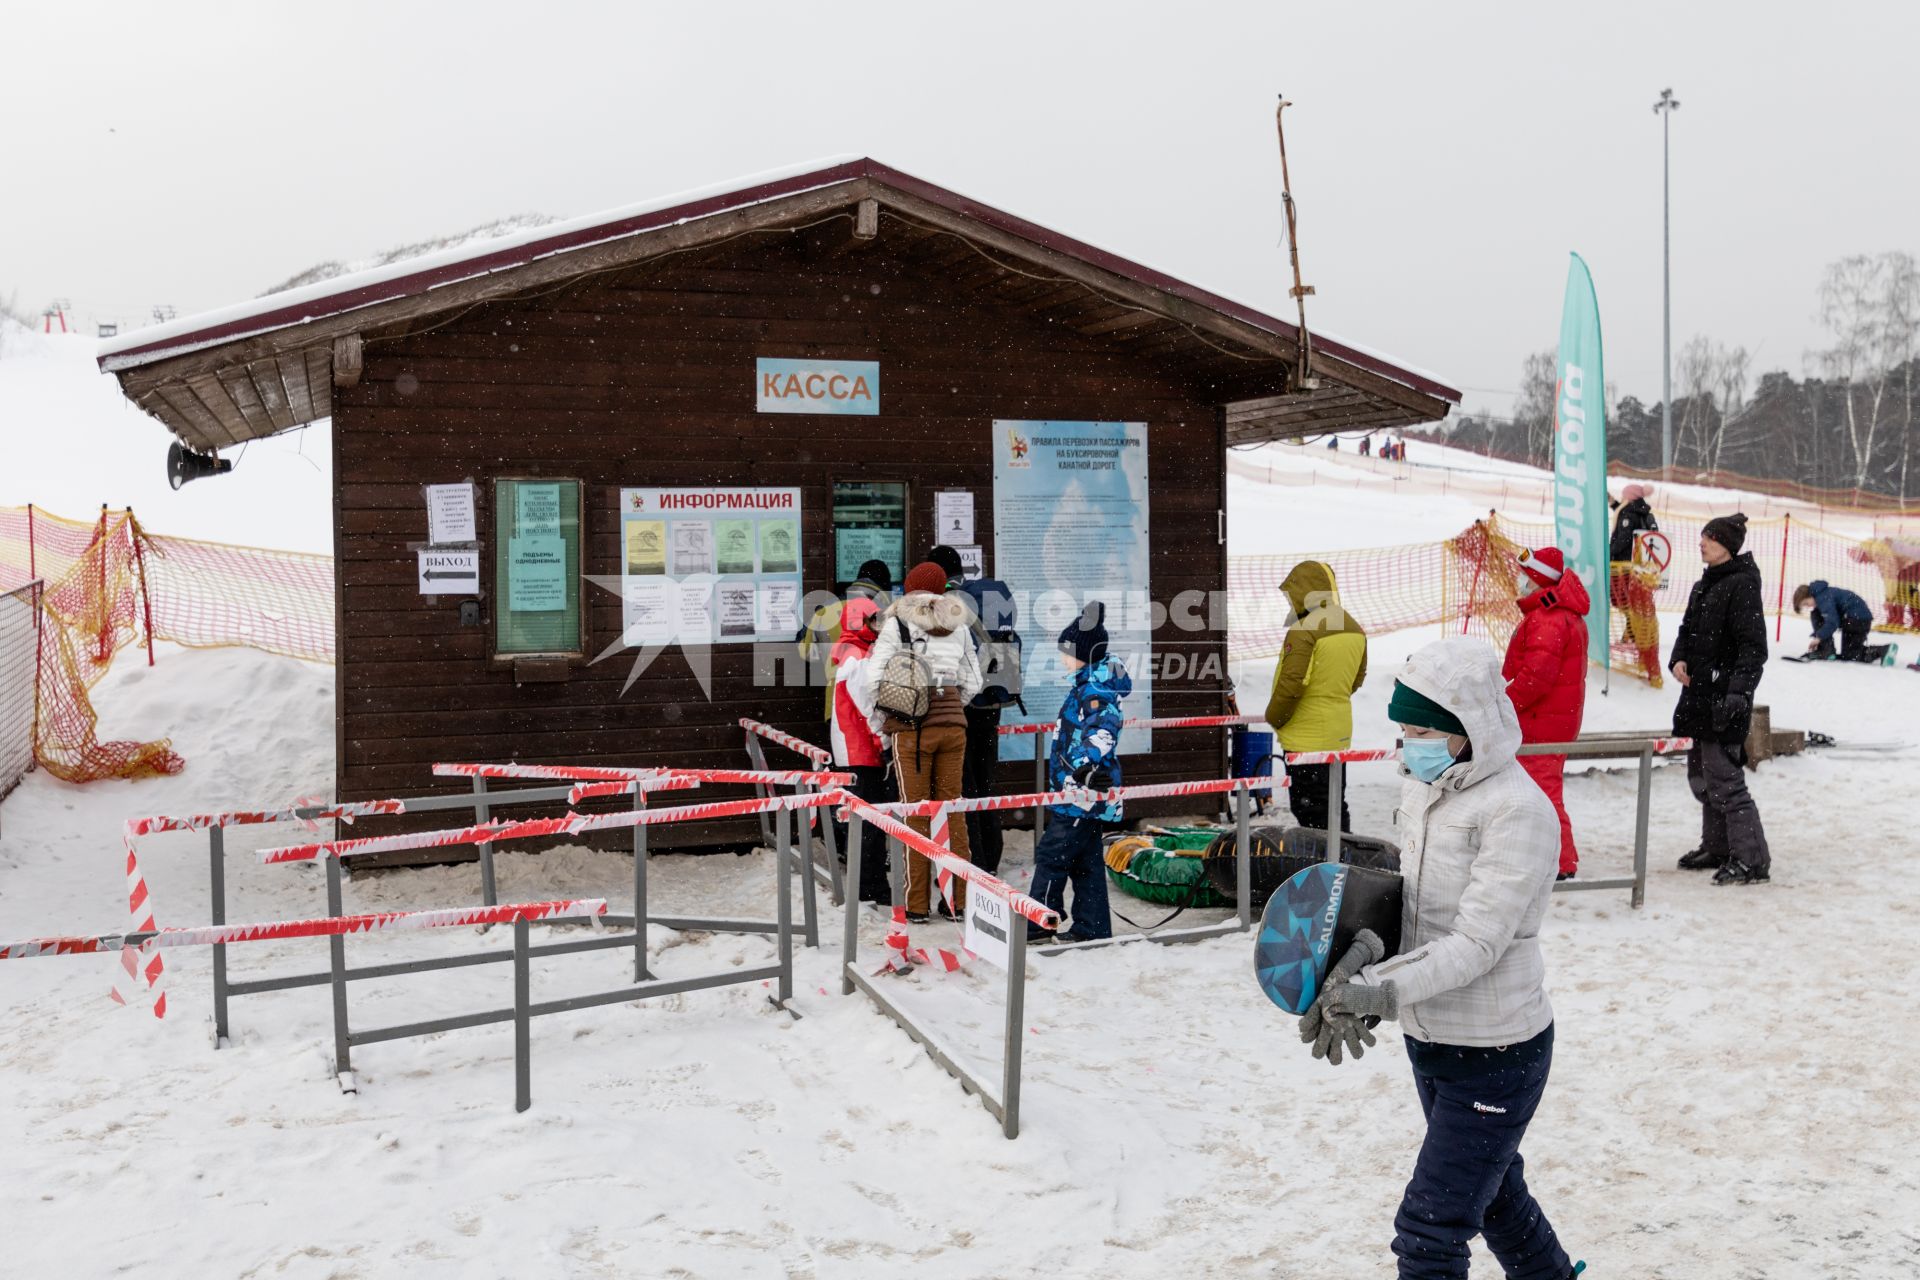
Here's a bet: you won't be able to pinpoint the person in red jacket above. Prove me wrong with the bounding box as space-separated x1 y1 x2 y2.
1502 546 1590 879
830 595 895 902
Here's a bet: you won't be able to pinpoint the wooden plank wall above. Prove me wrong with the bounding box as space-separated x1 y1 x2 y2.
332 232 1230 848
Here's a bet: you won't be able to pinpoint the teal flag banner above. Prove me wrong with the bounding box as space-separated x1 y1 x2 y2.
1555 254 1609 666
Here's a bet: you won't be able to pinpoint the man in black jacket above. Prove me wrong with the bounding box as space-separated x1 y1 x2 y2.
1669 513 1772 885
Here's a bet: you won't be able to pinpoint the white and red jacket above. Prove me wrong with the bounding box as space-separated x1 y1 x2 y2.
830 600 885 768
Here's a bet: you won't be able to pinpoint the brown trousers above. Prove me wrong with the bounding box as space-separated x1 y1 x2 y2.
890 723 972 914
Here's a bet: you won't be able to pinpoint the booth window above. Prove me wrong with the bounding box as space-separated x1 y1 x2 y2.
832 481 907 590
493 479 583 655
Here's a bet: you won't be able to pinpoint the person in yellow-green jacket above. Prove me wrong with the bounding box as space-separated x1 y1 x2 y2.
1265 560 1369 834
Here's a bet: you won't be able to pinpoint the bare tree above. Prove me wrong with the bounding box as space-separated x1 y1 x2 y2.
1883 252 1920 500
1815 254 1898 491
1514 349 1556 468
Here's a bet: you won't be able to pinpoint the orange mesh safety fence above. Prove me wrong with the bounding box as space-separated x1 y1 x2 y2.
1232 511 1914 685
0 505 334 784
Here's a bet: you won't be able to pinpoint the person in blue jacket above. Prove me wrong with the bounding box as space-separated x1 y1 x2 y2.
1028 602 1130 944
1793 580 1876 661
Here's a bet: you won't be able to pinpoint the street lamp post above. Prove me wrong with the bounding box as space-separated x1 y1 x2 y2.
1654 88 1681 478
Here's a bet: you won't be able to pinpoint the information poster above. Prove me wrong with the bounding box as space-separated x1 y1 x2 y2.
625 521 666 575
993 421 1151 760
517 483 561 537
835 527 904 583
508 535 567 612
619 488 804 646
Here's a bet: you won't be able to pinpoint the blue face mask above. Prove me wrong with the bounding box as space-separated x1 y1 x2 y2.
1402 738 1456 784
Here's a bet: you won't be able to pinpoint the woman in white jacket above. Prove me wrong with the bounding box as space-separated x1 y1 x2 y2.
1304 637 1582 1280
864 561 984 921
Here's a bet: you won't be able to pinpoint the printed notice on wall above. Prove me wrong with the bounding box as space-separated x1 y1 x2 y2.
936 491 975 545
625 521 667 576
508 535 567 612
425 483 477 546
516 484 562 538
618 488 804 647
993 421 1151 759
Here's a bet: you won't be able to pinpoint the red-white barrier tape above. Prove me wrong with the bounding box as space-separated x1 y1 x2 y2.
841 795 1058 930
1282 748 1400 766
259 790 841 865
2 899 608 960
863 775 1284 821
998 713 1268 737
126 799 407 838
110 824 165 1017
739 719 833 766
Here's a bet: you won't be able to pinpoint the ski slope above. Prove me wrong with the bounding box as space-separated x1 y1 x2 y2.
2 418 1917 1278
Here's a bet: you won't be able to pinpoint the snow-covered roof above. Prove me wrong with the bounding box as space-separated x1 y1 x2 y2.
99 157 1460 450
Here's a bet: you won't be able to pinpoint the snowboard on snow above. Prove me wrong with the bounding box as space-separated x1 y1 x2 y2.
1252 862 1403 1016
1782 643 1899 666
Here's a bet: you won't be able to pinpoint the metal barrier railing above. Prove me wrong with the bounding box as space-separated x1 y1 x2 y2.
133 770 843 1085
740 718 844 906
1 898 607 1111
838 776 1280 1138
253 785 848 1099
1290 737 1694 909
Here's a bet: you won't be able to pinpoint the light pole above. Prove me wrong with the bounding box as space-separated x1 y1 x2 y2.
1653 88 1681 477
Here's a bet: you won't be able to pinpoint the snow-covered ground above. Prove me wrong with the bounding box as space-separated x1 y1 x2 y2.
4 432 1919 1278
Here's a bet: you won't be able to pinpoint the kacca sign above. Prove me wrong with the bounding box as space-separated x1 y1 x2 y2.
756 358 879 415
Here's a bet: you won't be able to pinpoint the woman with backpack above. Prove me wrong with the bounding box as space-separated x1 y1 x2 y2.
866 560 985 922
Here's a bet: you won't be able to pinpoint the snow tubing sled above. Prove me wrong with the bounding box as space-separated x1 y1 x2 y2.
1253 862 1404 1016
1202 826 1401 912
1103 832 1234 908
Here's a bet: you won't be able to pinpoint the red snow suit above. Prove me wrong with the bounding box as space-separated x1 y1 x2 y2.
1502 567 1590 874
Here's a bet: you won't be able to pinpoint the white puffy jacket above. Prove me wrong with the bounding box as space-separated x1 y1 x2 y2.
1352 637 1561 1048
864 592 984 733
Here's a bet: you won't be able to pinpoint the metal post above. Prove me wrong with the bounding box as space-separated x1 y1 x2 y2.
471 774 497 906
1001 919 1028 1140
513 916 531 1113
324 857 353 1087
745 732 776 849
209 825 229 1047
1325 758 1345 864
819 786 844 907
1632 745 1654 909
1655 87 1681 477
889 835 906 911
1234 784 1252 931
631 787 650 982
784 805 818 949
841 815 865 996
775 806 794 1005
1033 729 1052 837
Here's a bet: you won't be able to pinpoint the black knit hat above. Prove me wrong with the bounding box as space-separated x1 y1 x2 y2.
1058 602 1109 665
927 545 965 581
856 559 893 592
1703 512 1748 555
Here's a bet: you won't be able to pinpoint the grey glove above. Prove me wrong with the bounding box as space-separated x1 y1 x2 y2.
1311 1010 1378 1065
1296 929 1387 1063
1323 978 1399 1023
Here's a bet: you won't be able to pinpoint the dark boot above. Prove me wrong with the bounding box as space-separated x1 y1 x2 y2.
1677 847 1726 871
1712 862 1771 886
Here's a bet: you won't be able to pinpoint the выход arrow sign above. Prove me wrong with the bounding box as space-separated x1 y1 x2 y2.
418 548 480 596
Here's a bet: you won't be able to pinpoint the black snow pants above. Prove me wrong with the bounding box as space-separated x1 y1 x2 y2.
1688 741 1771 875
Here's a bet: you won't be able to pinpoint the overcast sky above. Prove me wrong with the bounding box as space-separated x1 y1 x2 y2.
6 1 1915 419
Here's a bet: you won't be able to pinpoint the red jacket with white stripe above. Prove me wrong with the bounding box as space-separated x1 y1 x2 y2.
829 603 885 768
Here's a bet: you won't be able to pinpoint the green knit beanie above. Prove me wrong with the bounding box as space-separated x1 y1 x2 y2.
1387 680 1466 736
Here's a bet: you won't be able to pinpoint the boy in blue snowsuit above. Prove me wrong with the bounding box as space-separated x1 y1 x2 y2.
1029 603 1131 944
1794 580 1876 661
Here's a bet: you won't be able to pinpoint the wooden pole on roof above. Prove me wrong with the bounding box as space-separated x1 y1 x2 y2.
1275 95 1318 390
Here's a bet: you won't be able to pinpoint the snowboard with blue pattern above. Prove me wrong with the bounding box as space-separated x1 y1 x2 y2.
1252 861 1403 1015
